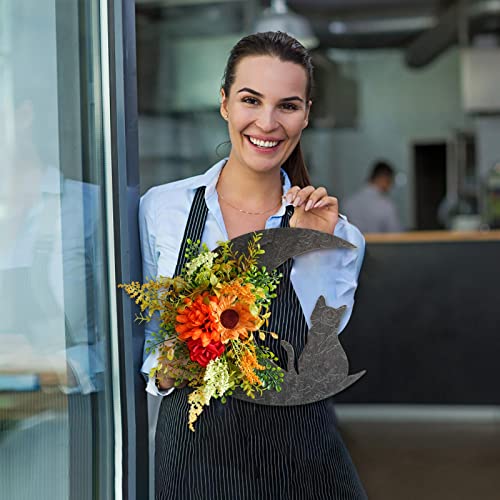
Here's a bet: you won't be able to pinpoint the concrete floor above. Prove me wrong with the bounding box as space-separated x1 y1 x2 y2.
337 405 500 500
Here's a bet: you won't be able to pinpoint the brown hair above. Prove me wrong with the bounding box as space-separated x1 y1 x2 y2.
221 31 313 187
370 160 395 181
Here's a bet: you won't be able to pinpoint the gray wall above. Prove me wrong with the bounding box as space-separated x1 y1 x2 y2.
302 48 472 230
474 116 500 179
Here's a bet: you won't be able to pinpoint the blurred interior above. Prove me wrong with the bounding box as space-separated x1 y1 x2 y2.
134 1 500 499
135 0 500 235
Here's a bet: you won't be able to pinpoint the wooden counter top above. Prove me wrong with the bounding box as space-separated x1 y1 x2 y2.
364 230 500 244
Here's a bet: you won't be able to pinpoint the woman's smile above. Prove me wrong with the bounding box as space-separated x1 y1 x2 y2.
244 134 283 153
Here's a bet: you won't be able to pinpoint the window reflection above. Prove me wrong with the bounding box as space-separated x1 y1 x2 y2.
0 1 112 498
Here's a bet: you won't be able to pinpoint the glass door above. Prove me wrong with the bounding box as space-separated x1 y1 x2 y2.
0 1 119 498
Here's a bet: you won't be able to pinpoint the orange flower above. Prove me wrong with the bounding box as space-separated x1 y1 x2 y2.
175 293 221 347
213 295 259 344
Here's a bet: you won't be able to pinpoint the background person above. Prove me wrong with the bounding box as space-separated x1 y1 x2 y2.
343 160 402 233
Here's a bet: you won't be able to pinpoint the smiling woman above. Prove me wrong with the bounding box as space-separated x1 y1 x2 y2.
141 31 367 500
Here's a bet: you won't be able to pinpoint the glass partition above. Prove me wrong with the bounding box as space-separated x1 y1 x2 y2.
0 1 114 498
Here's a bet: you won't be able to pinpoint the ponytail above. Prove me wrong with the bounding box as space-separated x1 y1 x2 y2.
282 142 311 188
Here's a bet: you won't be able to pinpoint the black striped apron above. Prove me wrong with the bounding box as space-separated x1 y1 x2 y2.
155 187 367 500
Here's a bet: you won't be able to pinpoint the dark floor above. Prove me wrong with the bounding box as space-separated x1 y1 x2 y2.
337 405 500 500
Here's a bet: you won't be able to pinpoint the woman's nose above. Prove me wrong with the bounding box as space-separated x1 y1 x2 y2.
255 108 278 132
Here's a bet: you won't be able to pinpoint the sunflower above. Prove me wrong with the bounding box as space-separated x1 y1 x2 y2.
213 295 260 344
175 293 221 347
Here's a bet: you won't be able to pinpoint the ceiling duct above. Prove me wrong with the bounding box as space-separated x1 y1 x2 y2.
283 0 440 49
315 14 436 49
405 0 500 68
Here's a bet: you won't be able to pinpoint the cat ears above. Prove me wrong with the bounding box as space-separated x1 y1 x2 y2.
218 228 357 273
311 295 347 329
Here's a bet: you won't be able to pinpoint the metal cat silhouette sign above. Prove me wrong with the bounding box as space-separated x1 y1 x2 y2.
217 228 366 406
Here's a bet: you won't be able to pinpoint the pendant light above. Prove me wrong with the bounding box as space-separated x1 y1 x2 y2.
254 0 319 49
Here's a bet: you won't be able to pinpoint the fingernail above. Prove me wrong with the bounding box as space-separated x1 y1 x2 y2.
293 196 301 207
314 200 324 208
286 194 293 204
305 200 313 211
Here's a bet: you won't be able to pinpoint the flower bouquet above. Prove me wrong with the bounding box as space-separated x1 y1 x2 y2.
119 234 284 431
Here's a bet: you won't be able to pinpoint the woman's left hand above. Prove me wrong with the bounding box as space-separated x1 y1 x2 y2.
286 185 339 235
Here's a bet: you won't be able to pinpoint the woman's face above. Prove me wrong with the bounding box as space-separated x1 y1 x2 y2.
220 55 310 175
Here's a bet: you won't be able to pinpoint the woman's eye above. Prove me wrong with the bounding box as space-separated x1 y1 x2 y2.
280 102 299 111
242 96 259 105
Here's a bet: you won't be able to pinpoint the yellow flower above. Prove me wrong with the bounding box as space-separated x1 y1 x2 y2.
218 280 257 303
239 342 265 386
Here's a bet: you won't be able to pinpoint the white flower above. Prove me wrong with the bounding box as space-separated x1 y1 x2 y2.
203 357 231 399
185 251 217 280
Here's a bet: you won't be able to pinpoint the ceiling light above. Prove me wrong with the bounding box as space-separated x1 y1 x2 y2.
254 0 319 49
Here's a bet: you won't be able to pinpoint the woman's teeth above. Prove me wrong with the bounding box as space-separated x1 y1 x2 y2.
248 136 279 148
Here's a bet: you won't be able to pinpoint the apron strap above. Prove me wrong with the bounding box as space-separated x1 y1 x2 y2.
174 186 208 276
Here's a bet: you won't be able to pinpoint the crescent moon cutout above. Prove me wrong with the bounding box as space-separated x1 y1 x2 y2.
216 227 356 273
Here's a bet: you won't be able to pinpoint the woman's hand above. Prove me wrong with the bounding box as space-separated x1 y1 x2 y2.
155 343 189 390
285 185 339 234
156 371 188 390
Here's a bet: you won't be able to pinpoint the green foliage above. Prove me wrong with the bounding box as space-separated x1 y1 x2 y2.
255 345 284 393
244 266 282 310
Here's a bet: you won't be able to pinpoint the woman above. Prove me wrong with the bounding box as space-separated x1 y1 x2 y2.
140 31 367 500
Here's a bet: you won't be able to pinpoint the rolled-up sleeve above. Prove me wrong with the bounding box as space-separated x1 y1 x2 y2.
138 190 158 360
138 190 174 397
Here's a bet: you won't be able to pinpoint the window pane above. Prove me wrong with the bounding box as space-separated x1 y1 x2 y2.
0 1 114 498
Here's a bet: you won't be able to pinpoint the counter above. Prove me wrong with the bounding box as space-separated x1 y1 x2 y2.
365 229 500 243
335 230 500 405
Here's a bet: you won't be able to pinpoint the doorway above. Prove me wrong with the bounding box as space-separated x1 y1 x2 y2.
413 142 447 230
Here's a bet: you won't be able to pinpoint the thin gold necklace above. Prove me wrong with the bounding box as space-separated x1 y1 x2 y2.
218 191 283 215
